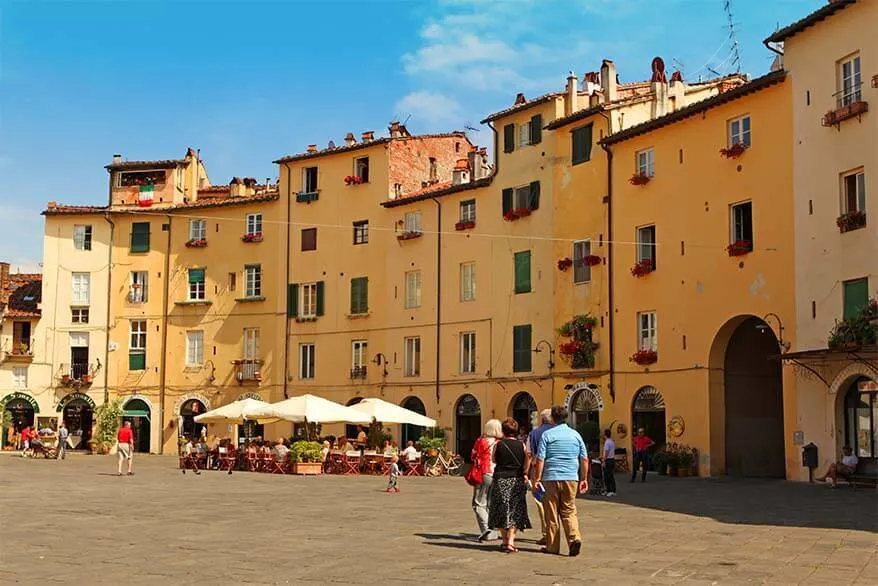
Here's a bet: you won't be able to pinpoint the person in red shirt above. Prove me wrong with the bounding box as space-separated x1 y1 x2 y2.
19 426 31 450
630 428 655 483
116 421 135 476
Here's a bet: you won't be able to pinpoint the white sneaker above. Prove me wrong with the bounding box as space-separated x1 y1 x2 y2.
606 492 616 497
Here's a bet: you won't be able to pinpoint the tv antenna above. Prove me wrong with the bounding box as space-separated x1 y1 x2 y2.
464 122 480 133
672 58 686 76
723 0 742 73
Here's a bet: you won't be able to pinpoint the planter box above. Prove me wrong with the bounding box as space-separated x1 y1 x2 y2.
822 100 869 126
397 231 423 241
292 461 323 475
726 240 753 257
837 211 867 233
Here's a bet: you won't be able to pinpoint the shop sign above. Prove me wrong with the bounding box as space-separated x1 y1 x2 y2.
563 382 604 412
237 392 263 401
56 392 97 412
0 392 40 412
859 380 878 393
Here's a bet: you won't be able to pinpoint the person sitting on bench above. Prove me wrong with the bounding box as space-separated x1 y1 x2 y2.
816 445 858 487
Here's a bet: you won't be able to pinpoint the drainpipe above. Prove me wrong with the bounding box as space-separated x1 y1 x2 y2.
485 121 500 178
599 112 616 404
763 39 784 57
101 212 115 404
431 198 442 404
283 164 292 399
158 214 172 454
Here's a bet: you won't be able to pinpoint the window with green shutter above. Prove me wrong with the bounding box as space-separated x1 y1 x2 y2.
287 283 298 317
350 277 368 315
503 124 515 153
843 278 869 319
513 325 532 372
130 222 150 253
316 281 325 316
572 124 593 165
514 251 531 294
502 188 513 216
129 352 146 371
530 114 542 145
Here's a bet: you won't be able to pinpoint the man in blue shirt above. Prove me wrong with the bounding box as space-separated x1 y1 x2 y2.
523 409 554 546
533 405 589 556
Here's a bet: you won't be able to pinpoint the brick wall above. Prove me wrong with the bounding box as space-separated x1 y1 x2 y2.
387 134 472 197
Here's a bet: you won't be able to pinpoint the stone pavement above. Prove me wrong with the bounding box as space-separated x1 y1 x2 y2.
0 454 875 585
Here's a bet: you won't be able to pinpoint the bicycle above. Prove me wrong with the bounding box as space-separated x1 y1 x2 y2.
424 449 464 477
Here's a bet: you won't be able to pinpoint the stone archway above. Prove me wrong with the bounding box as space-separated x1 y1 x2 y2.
455 394 481 461
566 383 603 453
123 397 152 453
631 386 666 454
400 396 427 447
509 392 537 435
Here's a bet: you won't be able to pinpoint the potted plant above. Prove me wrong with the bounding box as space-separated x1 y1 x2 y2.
454 220 475 231
61 374 71 385
677 447 694 477
652 451 668 475
719 143 747 158
241 232 263 243
630 349 658 365
419 427 447 456
185 238 208 248
93 398 123 455
836 210 867 233
513 207 531 218
81 374 92 385
557 257 573 271
503 210 519 221
630 259 655 277
665 450 679 476
629 173 651 186
726 239 752 257
290 440 323 475
582 255 602 267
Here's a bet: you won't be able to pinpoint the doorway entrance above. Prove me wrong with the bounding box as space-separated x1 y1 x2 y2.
3 394 37 448
570 384 603 454
63 398 94 449
510 392 536 436
455 394 481 461
843 377 877 460
632 386 666 455
238 420 265 446
123 398 151 453
400 396 427 447
345 397 364 441
180 399 206 439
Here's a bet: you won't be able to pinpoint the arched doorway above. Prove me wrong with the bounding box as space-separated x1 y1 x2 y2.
632 386 666 455
842 377 877 460
345 397 364 441
2 393 37 448
455 394 481 461
724 317 784 477
510 392 537 436
63 398 94 450
400 396 427 447
123 398 151 453
569 384 603 453
180 399 206 439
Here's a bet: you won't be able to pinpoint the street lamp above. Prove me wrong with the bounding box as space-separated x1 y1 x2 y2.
757 313 790 352
533 340 555 369
372 353 389 377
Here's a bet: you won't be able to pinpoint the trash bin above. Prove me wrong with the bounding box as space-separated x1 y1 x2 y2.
802 442 818 482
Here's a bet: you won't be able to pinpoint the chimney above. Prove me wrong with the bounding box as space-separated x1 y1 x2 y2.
112 154 122 165
361 131 374 143
229 177 245 197
344 132 357 147
565 71 578 116
0 262 9 305
389 121 401 138
452 159 470 185
306 144 318 153
600 60 617 103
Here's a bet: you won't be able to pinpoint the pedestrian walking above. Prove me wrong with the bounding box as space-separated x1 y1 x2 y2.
523 409 554 546
601 429 616 496
57 421 69 460
630 428 655 483
488 419 531 553
386 455 401 493
471 419 502 542
116 421 135 476
533 405 589 557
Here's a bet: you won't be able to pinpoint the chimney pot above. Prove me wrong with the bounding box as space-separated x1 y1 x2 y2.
344 132 357 147
566 71 578 116
600 60 618 103
307 144 318 153
362 131 375 142
112 154 122 165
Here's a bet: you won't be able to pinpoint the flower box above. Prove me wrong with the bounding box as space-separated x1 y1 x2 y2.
397 231 423 241
504 208 532 222
514 208 531 218
241 233 263 243
837 211 866 233
503 210 518 221
822 100 869 126
557 257 573 271
719 142 748 158
296 191 319 203
81 375 92 385
61 374 72 386
185 239 207 248
726 239 752 257
344 175 364 186
630 260 655 277
629 173 651 186
630 349 658 365
582 255 602 267
454 221 475 231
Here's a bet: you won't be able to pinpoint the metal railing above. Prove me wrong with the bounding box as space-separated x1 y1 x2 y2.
58 363 96 383
835 82 864 109
234 359 263 381
350 366 367 379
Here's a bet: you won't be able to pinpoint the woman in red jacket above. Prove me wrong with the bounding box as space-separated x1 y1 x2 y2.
471 419 503 542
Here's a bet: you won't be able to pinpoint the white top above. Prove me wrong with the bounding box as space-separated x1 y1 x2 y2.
402 446 419 461
603 438 616 459
842 454 859 468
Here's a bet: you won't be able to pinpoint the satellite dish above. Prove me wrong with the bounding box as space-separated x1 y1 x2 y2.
328 140 336 149
650 57 668 83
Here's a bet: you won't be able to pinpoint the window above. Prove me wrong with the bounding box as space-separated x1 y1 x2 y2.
350 277 368 314
513 115 542 148
71 273 90 305
842 170 866 214
299 344 315 379
299 282 321 318
130 271 148 303
189 219 207 241
303 166 318 193
460 332 476 374
404 212 422 234
460 262 476 301
404 337 421 376
186 331 204 367
243 328 260 360
638 311 657 351
71 308 89 324
636 226 656 268
730 202 753 247
503 123 515 153
130 222 150 253
573 240 592 284
353 220 369 244
514 251 531 294
839 55 862 106
518 123 531 147
12 367 27 389
636 148 655 177
512 325 532 372
129 320 147 371
572 124 593 165
729 115 751 148
73 225 92 251
460 200 476 223
405 270 422 308
245 264 262 298
246 214 262 237
301 228 317 251
352 340 368 369
513 185 530 209
355 156 370 182
502 181 540 215
843 278 869 320
188 268 206 301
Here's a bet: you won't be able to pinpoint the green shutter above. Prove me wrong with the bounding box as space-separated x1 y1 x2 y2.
513 325 532 372
287 283 298 317
528 181 540 211
351 277 368 314
530 114 542 145
188 268 205 284
503 124 515 153
843 279 869 319
572 124 593 165
502 188 513 215
316 281 325 316
514 251 531 294
130 222 150 253
129 352 146 371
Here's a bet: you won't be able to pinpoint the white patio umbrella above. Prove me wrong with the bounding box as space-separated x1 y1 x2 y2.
193 398 276 424
254 394 372 424
348 398 436 427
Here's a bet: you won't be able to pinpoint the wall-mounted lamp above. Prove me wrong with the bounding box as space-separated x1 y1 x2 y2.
533 340 555 369
372 353 389 377
757 313 791 352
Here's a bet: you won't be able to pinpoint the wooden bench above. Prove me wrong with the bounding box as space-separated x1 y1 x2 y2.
846 457 878 488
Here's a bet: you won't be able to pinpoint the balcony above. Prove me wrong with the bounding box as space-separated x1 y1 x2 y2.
837 211 867 233
234 359 263 383
396 230 423 241
295 191 319 203
58 363 96 387
822 86 868 127
3 341 34 363
350 366 367 380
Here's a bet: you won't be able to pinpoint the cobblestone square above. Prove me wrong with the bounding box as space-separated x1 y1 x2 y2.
1 454 875 585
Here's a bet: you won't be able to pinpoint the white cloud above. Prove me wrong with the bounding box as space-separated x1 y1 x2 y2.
394 91 464 128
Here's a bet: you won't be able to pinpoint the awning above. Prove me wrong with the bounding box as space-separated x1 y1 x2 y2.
124 410 150 417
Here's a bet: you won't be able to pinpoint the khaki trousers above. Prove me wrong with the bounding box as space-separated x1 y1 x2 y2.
542 480 581 554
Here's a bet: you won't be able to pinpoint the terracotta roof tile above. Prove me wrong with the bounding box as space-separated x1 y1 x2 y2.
398 181 454 200
44 191 279 216
480 92 563 124
382 177 493 208
42 204 107 216
764 0 856 44
274 132 467 165
105 158 189 171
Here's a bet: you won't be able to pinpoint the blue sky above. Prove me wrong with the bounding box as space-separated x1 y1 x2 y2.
0 0 821 272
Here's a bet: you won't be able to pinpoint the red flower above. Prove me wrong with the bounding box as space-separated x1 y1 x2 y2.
455 221 475 231
557 258 573 271
630 349 658 365
514 208 531 217
582 255 602 267
629 173 651 186
630 260 655 277
719 143 748 158
726 239 752 256
559 340 586 356
503 210 519 221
